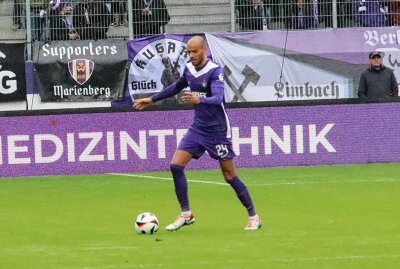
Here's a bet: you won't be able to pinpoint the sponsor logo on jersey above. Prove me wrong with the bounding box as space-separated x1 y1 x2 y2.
192 91 207 97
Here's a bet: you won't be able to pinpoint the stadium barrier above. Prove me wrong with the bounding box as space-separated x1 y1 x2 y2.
2 28 400 111
1 101 400 177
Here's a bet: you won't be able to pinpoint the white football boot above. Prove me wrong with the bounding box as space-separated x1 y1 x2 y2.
165 214 195 231
244 215 262 230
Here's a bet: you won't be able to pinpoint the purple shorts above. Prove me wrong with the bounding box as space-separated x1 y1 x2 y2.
178 128 236 161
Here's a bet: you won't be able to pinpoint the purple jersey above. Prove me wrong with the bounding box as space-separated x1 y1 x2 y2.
152 60 231 138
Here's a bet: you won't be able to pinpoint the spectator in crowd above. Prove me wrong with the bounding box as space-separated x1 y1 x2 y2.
337 0 356 27
132 0 170 38
111 0 127 27
358 51 398 100
268 0 297 29
390 0 400 25
318 0 335 27
235 0 268 31
297 0 320 29
12 0 24 30
48 0 79 40
269 0 317 29
353 0 389 27
318 0 353 28
268 0 357 29
31 0 48 40
73 0 111 40
266 0 278 27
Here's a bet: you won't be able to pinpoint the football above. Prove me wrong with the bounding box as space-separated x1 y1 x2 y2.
134 212 159 235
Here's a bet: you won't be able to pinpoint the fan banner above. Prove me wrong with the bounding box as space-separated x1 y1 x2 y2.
205 32 354 102
127 34 208 104
0 43 26 102
32 40 128 102
206 28 400 102
127 28 400 103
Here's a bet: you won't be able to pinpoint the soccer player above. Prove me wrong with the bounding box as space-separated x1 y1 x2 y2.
133 36 262 231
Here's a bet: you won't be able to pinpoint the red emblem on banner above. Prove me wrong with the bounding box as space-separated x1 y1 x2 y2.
68 59 94 85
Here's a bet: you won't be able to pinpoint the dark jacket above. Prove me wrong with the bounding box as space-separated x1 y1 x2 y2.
132 0 170 38
358 65 398 100
235 0 266 31
73 1 111 40
48 9 74 41
353 0 388 27
266 0 316 29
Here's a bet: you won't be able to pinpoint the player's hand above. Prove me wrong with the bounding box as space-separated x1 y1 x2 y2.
133 97 153 110
182 92 200 104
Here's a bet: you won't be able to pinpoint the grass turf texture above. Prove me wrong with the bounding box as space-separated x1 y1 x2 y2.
0 163 399 269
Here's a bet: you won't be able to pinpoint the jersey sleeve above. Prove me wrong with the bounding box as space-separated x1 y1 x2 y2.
199 67 225 105
151 69 188 103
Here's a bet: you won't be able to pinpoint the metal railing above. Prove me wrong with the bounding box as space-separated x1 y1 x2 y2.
234 1 395 31
1 1 399 52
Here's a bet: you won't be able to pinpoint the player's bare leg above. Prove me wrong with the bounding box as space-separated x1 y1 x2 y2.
166 150 196 231
220 159 262 230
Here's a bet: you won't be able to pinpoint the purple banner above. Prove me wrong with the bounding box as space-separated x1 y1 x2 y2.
1 103 400 177
220 27 400 65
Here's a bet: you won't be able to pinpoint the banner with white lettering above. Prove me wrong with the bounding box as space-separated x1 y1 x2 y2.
0 43 26 102
32 40 127 102
2 103 400 177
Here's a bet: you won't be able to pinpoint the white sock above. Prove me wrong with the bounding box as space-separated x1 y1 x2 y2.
181 211 191 217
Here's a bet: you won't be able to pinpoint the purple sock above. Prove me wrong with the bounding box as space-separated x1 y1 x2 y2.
227 176 256 216
170 164 190 212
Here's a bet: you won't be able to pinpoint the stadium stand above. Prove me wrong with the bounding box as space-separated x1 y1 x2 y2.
164 0 230 33
0 0 26 41
108 0 231 38
2 1 400 42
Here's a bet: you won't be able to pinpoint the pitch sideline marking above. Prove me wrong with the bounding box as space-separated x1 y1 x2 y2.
58 253 400 268
109 173 228 185
108 173 399 186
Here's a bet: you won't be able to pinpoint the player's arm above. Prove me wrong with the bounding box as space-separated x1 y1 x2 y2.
152 75 188 102
133 75 188 110
133 97 153 110
200 68 225 105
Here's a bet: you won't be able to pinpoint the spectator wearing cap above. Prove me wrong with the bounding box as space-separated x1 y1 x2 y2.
358 51 398 100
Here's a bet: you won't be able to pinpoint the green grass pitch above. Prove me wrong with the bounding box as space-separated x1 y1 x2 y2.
0 163 399 269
